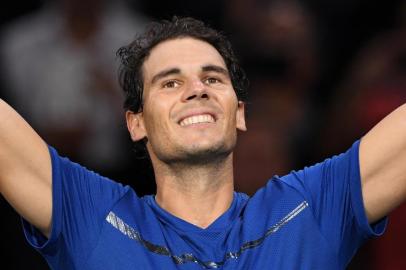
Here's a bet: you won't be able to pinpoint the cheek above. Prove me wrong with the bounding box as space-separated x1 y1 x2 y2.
141 99 160 134
225 97 239 122
142 96 173 135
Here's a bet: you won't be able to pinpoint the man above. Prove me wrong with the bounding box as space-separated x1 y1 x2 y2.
0 17 405 269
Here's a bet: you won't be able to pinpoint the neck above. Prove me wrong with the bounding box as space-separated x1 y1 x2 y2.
153 154 235 228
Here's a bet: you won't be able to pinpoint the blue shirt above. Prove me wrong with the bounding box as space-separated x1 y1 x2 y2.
23 140 386 269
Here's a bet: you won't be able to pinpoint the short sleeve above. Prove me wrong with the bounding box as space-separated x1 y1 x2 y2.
22 146 129 265
279 140 387 265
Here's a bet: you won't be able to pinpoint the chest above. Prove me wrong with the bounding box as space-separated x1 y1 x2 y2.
82 202 338 270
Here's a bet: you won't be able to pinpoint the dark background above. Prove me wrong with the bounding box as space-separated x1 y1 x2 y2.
0 0 405 269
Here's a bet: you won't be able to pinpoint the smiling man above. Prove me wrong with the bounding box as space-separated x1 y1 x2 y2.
0 17 405 269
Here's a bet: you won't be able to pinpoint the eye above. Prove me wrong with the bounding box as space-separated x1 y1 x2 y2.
204 77 221 85
163 80 180 88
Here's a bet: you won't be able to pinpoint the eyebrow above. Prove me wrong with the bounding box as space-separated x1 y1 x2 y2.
151 68 181 84
202 65 229 77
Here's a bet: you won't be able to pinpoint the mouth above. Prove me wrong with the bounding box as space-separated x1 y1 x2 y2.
179 113 216 127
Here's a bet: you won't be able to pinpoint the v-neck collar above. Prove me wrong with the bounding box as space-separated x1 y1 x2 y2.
142 192 249 233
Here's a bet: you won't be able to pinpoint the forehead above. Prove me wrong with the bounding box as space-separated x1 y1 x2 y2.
142 37 227 81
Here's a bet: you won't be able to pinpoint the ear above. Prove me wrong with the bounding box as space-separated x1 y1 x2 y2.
236 101 247 131
126 111 147 141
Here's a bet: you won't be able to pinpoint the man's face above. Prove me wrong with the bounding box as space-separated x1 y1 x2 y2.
127 37 246 164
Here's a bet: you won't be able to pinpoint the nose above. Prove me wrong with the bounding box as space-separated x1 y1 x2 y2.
181 79 209 102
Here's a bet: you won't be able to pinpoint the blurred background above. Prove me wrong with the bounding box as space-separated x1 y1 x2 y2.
0 0 405 268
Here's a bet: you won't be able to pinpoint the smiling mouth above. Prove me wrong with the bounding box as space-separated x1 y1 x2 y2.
179 114 216 127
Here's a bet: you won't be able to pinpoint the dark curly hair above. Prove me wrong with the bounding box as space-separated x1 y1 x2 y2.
117 16 249 157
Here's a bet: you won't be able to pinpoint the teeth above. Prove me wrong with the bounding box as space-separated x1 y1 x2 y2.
180 114 215 126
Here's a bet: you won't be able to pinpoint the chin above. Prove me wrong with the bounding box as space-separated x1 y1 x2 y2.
151 134 237 164
178 140 235 163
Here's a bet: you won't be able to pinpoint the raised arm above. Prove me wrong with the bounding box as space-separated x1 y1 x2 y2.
0 99 52 236
360 103 406 223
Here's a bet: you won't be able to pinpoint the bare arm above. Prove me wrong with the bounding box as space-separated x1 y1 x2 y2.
0 99 52 237
360 103 406 223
